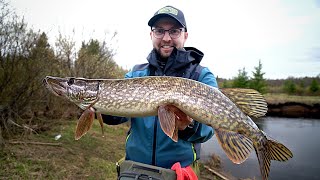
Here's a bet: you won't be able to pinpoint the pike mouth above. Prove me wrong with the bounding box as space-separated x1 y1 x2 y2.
43 76 68 96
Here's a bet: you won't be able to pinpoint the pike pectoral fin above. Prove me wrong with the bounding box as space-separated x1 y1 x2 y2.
215 128 253 164
172 128 178 143
158 105 192 142
75 108 95 140
96 113 104 137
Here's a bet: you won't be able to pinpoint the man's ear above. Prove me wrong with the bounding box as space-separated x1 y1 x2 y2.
150 31 153 40
184 32 188 42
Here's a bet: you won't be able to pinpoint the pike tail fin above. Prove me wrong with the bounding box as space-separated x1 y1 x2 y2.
215 127 293 180
75 108 95 140
254 132 293 180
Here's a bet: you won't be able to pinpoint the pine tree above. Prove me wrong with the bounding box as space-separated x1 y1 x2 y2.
283 79 297 94
249 60 267 93
232 67 249 88
309 79 319 93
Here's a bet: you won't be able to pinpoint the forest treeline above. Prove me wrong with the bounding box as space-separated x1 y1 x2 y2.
217 60 320 96
0 0 319 143
0 0 127 143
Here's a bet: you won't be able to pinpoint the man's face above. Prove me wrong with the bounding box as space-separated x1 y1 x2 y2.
150 17 188 59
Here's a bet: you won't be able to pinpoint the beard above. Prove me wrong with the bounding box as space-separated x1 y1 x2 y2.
155 45 176 60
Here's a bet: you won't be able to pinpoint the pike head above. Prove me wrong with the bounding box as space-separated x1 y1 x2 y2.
43 76 100 110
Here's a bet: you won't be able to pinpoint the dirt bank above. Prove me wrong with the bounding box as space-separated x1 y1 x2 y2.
266 102 320 119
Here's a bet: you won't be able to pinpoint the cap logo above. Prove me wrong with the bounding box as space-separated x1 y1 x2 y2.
157 6 178 16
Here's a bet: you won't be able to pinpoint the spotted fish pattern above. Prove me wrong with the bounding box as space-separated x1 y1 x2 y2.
44 76 293 180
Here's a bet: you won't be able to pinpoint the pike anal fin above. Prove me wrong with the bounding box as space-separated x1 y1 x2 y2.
75 108 95 140
215 128 254 164
158 105 193 142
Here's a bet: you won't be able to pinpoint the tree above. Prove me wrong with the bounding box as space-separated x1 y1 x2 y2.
249 60 267 93
0 0 54 138
296 80 306 95
232 67 249 88
54 32 76 76
309 79 319 94
283 79 296 94
222 80 229 88
75 39 125 79
28 32 56 98
0 0 130 141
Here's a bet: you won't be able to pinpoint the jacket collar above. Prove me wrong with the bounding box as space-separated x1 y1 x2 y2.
147 47 204 72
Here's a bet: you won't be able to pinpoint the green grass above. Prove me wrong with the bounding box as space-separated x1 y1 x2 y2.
264 93 320 105
0 119 128 179
0 118 224 179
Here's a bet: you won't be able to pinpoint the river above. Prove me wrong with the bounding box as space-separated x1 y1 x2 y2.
201 117 320 180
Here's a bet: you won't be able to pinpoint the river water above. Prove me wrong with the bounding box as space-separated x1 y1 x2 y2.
201 117 320 180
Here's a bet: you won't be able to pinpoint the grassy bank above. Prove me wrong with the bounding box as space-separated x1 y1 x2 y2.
0 120 128 179
0 119 222 179
264 93 320 105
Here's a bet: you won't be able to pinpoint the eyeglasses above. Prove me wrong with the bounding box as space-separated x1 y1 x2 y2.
151 28 185 39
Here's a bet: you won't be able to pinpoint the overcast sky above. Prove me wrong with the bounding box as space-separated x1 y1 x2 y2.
9 0 320 79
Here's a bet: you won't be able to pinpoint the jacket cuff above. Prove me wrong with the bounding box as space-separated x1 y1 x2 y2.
101 114 128 125
178 121 199 141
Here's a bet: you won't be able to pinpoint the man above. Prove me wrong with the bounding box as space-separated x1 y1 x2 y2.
103 5 218 174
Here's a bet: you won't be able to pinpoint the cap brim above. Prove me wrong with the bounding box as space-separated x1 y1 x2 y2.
148 14 185 28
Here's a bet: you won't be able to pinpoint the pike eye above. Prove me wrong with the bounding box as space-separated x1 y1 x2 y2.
67 78 75 85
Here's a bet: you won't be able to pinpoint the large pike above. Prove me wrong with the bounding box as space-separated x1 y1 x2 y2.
43 76 293 180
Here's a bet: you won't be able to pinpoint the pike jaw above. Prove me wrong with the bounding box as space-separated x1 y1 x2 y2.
43 76 100 110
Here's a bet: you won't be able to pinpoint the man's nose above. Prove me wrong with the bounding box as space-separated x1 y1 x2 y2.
162 31 172 41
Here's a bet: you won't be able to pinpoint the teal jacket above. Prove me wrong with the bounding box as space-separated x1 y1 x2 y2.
103 47 218 168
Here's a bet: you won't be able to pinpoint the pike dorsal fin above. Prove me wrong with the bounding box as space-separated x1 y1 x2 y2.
215 128 254 164
220 88 268 118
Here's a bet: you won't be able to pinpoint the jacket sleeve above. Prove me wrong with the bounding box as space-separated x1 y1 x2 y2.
178 67 218 143
102 71 134 125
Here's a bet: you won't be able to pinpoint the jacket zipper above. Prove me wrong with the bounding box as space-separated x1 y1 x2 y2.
152 117 157 166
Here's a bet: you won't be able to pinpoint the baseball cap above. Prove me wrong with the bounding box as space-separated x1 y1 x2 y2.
148 6 187 31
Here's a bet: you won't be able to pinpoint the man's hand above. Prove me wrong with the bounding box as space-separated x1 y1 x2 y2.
175 114 193 130
158 104 195 142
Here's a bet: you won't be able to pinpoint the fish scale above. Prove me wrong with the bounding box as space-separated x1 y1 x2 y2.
81 76 260 139
44 75 293 180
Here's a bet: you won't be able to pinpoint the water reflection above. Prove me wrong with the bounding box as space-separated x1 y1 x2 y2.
201 117 320 180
